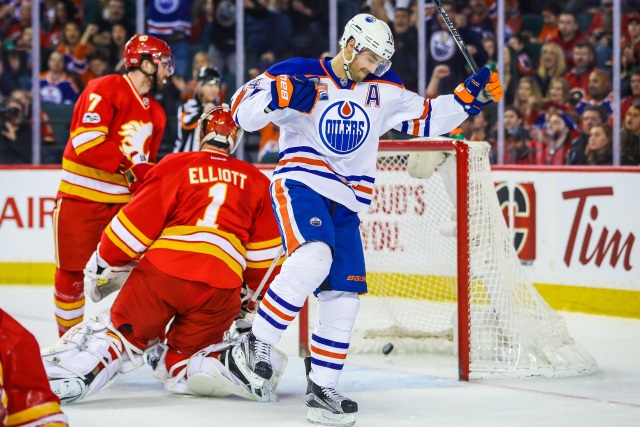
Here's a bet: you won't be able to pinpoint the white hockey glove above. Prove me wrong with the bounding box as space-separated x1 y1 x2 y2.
83 247 135 302
407 151 447 180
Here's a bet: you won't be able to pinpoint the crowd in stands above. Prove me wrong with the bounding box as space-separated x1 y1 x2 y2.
0 0 639 166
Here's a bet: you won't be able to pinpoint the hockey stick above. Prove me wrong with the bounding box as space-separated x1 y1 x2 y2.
251 246 285 304
234 246 284 331
432 0 479 73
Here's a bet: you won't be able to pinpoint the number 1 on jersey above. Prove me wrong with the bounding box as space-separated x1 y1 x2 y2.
196 183 228 228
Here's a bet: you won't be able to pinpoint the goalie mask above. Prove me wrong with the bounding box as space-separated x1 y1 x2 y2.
339 14 394 77
196 104 244 154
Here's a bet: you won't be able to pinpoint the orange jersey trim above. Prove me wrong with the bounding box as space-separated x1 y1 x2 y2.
310 345 348 360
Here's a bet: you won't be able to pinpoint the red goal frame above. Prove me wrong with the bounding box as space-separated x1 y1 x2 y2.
297 139 474 381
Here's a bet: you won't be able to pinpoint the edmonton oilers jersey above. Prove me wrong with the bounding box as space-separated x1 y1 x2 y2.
230 57 468 212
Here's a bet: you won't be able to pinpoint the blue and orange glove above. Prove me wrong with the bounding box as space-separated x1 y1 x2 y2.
453 66 503 115
268 74 321 114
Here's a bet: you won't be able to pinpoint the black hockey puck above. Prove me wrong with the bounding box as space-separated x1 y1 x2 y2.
382 343 394 355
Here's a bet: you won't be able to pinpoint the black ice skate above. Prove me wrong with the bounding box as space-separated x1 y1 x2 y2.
304 357 358 427
229 331 273 394
219 346 277 402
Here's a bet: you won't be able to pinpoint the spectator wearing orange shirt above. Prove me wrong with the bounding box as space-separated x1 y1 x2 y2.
537 3 560 42
79 49 112 86
258 123 280 163
57 21 96 82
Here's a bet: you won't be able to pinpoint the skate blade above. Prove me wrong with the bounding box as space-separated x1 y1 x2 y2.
307 407 356 427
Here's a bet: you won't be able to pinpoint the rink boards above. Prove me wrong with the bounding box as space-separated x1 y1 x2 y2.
0 164 638 318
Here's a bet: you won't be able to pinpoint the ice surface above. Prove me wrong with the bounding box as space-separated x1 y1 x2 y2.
1 286 638 426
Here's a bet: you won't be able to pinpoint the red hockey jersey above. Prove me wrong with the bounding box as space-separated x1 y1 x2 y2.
0 309 68 427
57 74 166 204
98 148 283 291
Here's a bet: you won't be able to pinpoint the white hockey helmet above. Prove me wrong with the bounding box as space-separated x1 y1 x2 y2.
339 14 394 76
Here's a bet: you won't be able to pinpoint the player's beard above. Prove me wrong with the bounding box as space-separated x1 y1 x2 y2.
348 61 370 83
154 75 166 92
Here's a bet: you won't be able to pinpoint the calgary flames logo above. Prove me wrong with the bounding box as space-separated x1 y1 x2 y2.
119 120 153 159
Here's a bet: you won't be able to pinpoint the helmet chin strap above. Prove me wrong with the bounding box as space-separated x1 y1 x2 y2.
341 48 356 82
140 60 160 93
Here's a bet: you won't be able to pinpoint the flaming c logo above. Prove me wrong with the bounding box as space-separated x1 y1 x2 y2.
119 120 153 159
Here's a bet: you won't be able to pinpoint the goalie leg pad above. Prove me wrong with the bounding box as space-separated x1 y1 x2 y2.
186 352 255 400
163 341 286 402
41 310 145 403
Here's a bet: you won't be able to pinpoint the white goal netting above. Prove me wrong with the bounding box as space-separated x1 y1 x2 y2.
306 139 597 379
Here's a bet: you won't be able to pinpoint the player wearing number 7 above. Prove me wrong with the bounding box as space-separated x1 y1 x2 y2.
42 105 285 403
52 34 173 337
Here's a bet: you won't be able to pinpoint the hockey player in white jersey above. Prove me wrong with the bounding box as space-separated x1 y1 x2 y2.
230 13 503 426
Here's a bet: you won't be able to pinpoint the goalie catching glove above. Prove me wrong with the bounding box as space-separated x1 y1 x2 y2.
453 66 503 116
268 74 323 114
84 245 136 302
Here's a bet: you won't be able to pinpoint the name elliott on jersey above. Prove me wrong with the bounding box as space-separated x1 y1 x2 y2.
188 166 248 188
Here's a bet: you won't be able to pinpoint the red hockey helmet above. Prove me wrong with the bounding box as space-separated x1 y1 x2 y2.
198 104 244 153
123 34 174 75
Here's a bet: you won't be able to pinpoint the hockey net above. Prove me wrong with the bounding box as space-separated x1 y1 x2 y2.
299 138 597 380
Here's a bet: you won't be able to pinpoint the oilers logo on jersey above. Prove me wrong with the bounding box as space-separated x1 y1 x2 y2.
319 101 370 154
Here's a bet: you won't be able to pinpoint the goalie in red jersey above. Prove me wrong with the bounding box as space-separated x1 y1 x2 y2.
41 105 286 404
53 34 173 336
0 309 68 427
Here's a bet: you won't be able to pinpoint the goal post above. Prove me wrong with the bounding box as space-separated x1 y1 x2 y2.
298 138 597 381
